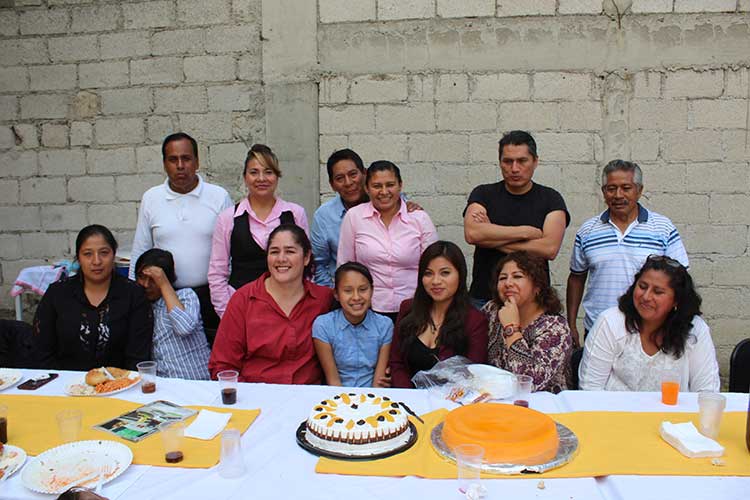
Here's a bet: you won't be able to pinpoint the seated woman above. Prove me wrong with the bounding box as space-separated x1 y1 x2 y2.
484 251 572 393
208 144 309 317
390 241 488 388
134 249 211 380
33 225 153 371
208 224 333 384
579 255 720 392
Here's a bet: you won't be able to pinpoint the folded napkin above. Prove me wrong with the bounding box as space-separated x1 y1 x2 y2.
659 421 724 458
185 410 232 440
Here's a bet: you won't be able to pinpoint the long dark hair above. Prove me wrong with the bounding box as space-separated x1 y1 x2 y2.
267 223 313 279
398 241 470 356
618 255 702 358
490 251 562 314
134 248 177 284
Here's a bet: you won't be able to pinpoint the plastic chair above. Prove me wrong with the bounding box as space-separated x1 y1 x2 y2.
569 347 584 390
728 338 750 393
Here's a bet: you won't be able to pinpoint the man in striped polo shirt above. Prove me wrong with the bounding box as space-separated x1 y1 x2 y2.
566 160 688 348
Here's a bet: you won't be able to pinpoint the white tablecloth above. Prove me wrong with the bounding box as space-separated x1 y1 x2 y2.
1 369 747 500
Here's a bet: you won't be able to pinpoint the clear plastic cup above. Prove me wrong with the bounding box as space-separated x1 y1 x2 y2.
514 374 533 407
56 409 82 443
218 370 239 405
698 392 726 439
160 421 186 464
454 443 484 494
137 361 157 394
219 428 246 478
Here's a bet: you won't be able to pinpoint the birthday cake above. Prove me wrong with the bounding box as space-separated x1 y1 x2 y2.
305 393 412 456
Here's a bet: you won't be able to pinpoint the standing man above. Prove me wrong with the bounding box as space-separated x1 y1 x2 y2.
464 130 570 309
567 159 688 347
130 133 232 341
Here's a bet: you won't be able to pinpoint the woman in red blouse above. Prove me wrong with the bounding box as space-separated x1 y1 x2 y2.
390 241 488 388
208 224 333 384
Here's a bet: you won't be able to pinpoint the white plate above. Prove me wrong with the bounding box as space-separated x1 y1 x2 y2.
0 444 27 481
21 440 133 494
65 371 140 397
0 369 22 391
466 364 516 399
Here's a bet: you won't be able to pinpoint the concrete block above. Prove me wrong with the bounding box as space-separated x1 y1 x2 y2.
472 73 530 101
435 74 469 102
80 61 129 89
498 101 558 131
319 105 375 134
88 203 137 229
629 99 687 131
0 66 28 92
11 125 38 150
68 176 116 202
208 142 247 175
70 4 119 33
663 131 722 161
100 31 150 59
437 102 497 131
399 163 436 195
19 8 68 35
722 131 750 162
725 68 749 98
0 151 38 177
701 287 747 319
319 135 348 164
433 163 474 194
741 0 750 11
0 10 17 37
646 194 709 223
86 147 136 174
135 145 163 173
39 149 85 176
72 91 100 120
70 122 93 147
348 134 408 164
409 133 468 162
20 232 70 258
41 204 88 231
378 0 434 20
146 116 176 143
350 74 408 103
437 0 494 18
0 206 41 231
559 0 603 14
674 0 735 13
375 103 434 132
29 64 77 91
687 162 749 194
533 72 592 100
497 0 556 16
0 180 18 204
232 0 260 22
418 194 466 225
633 71 662 98
184 55 236 82
207 84 254 111
130 57 183 85
713 257 750 287
560 101 602 131
319 76 349 104
206 25 258 53
41 123 69 148
710 194 750 224
664 70 723 99
0 127 14 150
230 112 264 145
20 177 66 204
690 100 747 129
639 162 686 193
0 39 47 66
631 0 673 13
178 112 232 141
49 35 98 63
320 0 376 22
237 53 261 82
100 88 153 116
151 28 206 56
123 0 174 29
95 118 145 146
154 87 207 113
469 133 501 163
535 132 593 161
682 224 747 254
0 96 16 120
114 174 164 201
21 94 69 120
0 234 22 261
177 0 231 26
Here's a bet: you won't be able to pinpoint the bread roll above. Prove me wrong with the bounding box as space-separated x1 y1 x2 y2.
85 366 129 386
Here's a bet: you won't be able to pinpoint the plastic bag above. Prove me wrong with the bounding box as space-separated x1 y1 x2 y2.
411 356 516 404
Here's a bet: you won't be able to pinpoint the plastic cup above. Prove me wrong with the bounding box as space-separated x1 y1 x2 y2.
219 428 246 478
660 370 680 405
56 409 82 443
454 444 484 494
218 370 239 405
698 392 726 439
160 421 186 464
137 361 157 394
514 374 533 408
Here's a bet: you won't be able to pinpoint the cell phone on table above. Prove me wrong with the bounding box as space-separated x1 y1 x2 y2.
18 373 59 390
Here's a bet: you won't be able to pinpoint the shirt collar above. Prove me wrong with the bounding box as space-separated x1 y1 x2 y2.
362 200 407 220
333 195 347 217
245 272 322 302
164 174 204 200
600 203 649 223
234 196 283 220
335 308 373 331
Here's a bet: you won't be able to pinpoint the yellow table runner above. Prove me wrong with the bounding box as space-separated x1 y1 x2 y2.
316 409 750 478
0 394 259 468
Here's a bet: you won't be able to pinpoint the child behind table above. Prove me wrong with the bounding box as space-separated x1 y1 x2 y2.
313 262 392 387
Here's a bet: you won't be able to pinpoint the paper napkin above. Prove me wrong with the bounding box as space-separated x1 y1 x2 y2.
184 410 232 440
659 421 725 458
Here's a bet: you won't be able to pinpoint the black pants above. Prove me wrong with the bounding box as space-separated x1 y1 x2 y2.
192 285 220 347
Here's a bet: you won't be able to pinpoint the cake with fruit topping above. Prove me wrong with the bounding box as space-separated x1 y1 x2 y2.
305 392 412 456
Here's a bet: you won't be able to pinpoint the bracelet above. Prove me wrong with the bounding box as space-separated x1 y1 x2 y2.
502 324 521 338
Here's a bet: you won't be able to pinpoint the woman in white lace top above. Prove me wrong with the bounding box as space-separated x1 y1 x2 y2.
579 255 720 392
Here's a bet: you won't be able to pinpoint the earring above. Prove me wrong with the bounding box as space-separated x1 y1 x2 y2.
673 305 677 312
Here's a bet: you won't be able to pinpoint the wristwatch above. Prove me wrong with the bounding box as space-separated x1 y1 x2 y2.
502 324 520 338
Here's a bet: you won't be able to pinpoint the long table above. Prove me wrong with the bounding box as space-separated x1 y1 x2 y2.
2 369 748 500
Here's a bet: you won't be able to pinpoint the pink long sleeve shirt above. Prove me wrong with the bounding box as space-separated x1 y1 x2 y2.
337 201 438 313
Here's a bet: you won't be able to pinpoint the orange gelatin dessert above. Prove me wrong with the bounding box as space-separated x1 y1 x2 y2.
441 403 559 464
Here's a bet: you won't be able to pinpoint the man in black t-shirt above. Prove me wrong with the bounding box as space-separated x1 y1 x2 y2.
463 130 570 307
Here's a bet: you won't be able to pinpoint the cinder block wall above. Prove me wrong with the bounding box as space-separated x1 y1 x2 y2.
2 0 749 381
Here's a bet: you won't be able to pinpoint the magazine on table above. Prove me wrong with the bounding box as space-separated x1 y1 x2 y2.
94 400 197 442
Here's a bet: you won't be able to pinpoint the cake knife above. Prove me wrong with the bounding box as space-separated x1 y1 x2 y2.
399 402 424 424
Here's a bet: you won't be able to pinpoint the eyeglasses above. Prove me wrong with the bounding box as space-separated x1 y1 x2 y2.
646 254 683 269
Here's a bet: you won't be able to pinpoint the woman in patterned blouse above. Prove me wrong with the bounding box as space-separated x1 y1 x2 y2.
483 251 573 393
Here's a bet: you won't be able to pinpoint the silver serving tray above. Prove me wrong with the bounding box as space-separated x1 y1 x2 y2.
430 421 578 475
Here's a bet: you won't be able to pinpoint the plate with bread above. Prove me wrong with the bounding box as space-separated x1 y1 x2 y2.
0 368 23 392
0 443 27 482
65 367 140 397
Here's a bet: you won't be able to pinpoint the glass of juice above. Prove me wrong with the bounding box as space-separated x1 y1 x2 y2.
217 370 239 405
660 369 680 405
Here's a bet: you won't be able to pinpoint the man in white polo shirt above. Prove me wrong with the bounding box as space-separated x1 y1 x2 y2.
129 133 232 341
566 159 688 348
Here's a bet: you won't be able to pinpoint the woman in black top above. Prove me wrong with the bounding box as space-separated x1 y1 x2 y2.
33 225 153 371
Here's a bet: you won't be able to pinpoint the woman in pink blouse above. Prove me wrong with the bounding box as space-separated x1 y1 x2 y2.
208 144 308 317
337 161 438 322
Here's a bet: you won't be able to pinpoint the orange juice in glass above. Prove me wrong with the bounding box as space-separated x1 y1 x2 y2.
660 369 680 405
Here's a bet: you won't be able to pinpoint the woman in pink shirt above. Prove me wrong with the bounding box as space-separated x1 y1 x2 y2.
337 161 438 322
208 144 308 317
